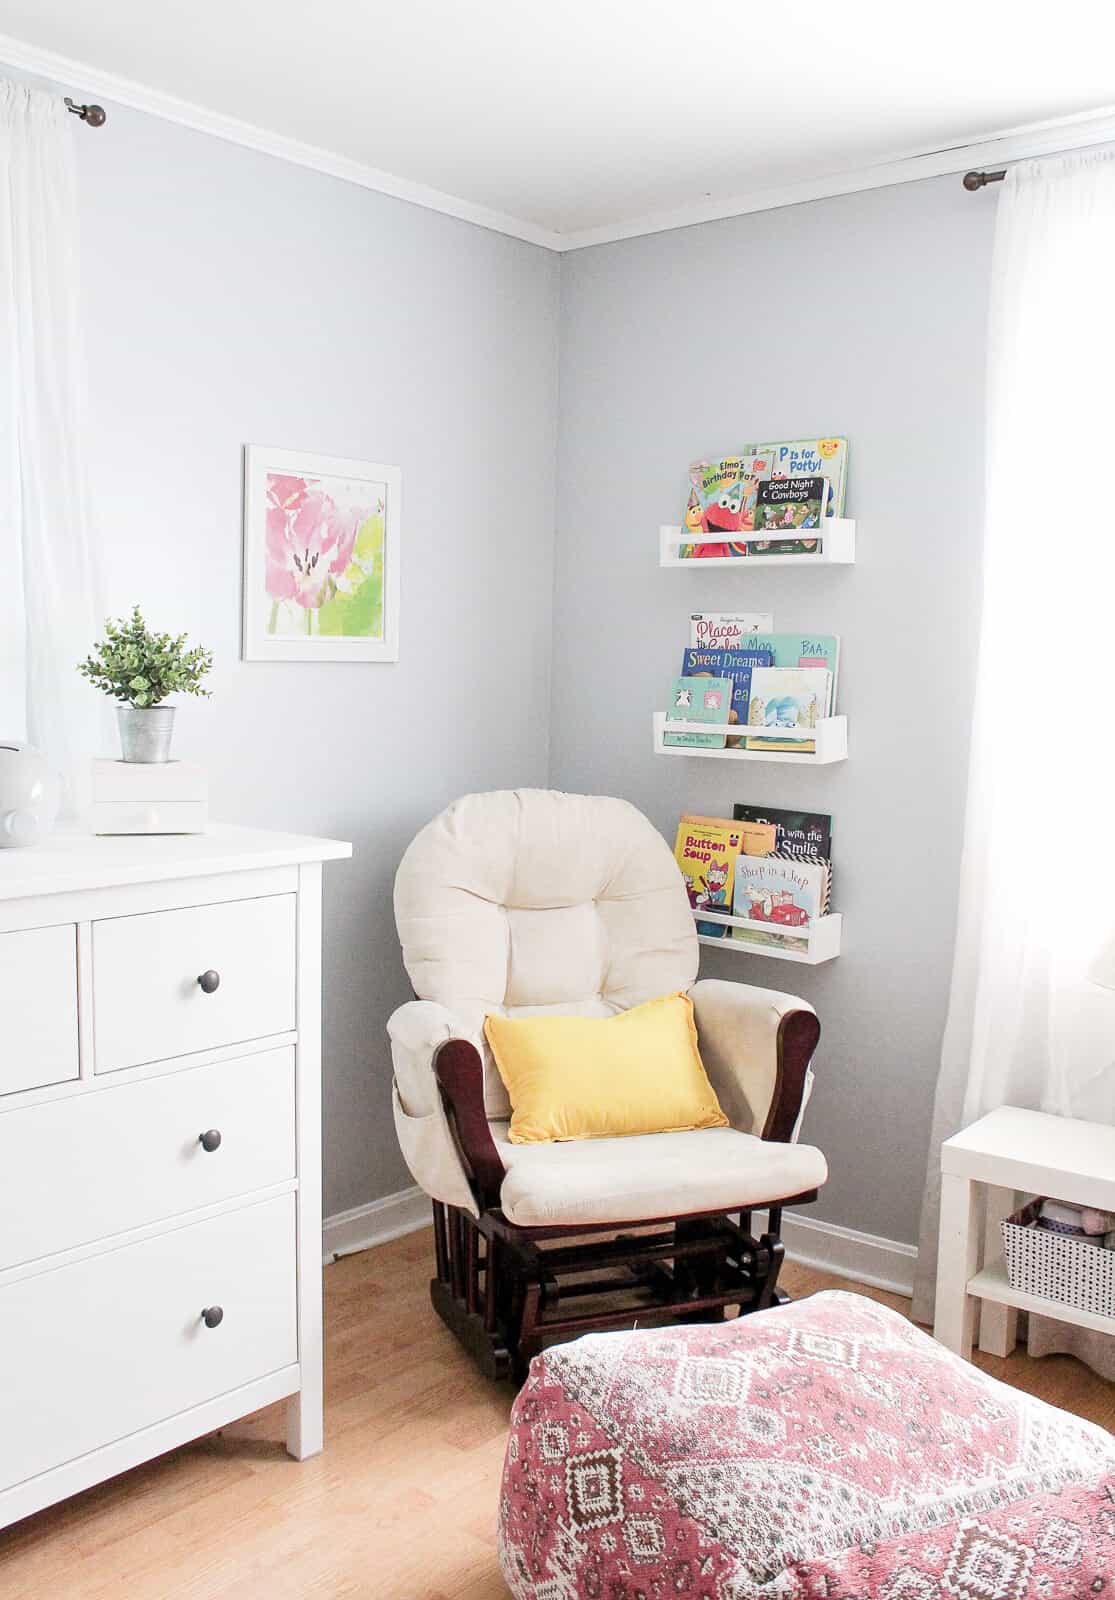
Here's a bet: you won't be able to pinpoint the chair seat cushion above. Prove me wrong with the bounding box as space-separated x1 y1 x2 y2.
493 1122 826 1224
498 1290 1115 1600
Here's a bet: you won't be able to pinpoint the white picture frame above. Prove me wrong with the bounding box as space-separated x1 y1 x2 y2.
242 445 400 662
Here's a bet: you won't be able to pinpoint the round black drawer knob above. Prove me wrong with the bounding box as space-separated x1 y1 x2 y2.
197 970 221 994
201 1305 224 1329
198 1129 222 1153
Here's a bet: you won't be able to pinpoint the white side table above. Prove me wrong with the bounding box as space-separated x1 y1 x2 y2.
933 1105 1115 1360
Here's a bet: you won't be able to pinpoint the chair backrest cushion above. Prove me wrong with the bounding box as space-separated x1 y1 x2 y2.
394 789 698 1115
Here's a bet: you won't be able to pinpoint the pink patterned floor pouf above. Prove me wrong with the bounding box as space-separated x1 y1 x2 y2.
498 1290 1115 1599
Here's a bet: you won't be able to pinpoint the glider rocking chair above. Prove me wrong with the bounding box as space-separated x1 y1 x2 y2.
388 789 826 1381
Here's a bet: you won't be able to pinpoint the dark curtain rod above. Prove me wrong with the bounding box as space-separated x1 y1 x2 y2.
64 96 106 127
963 168 1006 190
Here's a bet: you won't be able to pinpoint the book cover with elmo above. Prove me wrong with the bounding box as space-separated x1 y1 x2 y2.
684 451 772 547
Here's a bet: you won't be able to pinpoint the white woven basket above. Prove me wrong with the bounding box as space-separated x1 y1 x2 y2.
1001 1200 1115 1318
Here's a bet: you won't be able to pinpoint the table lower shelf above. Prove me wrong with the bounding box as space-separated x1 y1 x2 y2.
967 1260 1115 1338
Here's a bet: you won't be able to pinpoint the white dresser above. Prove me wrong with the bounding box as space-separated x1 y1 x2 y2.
0 824 351 1530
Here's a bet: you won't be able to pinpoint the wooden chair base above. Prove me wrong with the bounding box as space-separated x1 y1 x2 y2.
429 1199 805 1382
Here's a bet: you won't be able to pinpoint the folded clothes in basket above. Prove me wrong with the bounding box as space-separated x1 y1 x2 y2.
1038 1199 1088 1236
1037 1198 1115 1237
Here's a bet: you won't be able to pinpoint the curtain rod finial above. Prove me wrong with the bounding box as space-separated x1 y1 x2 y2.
963 168 1006 191
64 97 106 128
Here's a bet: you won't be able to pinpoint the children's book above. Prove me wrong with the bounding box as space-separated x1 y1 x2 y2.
686 451 774 538
663 675 734 749
737 819 778 857
732 806 832 911
678 539 754 560
752 437 848 518
731 805 832 863
747 633 840 703
750 476 829 554
745 667 832 753
689 612 773 649
679 439 848 558
673 815 744 938
679 645 774 745
731 855 829 950
676 810 776 856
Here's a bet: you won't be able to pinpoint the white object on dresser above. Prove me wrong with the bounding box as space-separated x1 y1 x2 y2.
88 756 208 835
0 823 351 1531
933 1105 1115 1361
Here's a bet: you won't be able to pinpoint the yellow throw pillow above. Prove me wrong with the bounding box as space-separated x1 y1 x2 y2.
484 992 728 1145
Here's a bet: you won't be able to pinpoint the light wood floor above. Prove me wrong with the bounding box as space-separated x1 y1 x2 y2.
2 1226 1112 1599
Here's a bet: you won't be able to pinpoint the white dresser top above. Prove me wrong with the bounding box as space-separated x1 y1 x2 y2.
0 824 352 902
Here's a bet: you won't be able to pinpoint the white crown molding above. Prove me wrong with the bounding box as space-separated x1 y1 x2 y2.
3 28 1115 256
0 30 565 251
555 103 1115 252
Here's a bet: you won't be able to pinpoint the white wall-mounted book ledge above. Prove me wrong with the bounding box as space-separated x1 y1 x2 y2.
659 521 855 568
693 909 843 965
653 712 847 765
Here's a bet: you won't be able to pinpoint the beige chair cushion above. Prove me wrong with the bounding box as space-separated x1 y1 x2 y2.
394 789 698 1115
492 1122 827 1226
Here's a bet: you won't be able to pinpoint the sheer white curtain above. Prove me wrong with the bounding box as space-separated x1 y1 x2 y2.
0 79 100 795
914 151 1115 1361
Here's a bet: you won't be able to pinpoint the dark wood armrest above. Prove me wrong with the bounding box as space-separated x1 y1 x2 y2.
761 1009 821 1143
434 1039 505 1210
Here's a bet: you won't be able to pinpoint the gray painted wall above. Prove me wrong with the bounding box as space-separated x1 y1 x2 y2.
58 94 995 1241
551 177 997 1244
73 103 559 1217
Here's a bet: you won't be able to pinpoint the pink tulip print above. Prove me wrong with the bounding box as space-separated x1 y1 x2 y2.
263 471 386 638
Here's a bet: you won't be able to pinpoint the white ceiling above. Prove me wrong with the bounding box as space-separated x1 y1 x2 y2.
2 0 1115 243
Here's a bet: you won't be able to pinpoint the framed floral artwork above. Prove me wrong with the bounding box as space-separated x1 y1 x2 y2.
242 446 400 661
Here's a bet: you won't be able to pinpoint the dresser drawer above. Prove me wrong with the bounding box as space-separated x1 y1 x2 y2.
0 1193 296 1494
0 924 79 1096
93 894 296 1071
0 1046 295 1266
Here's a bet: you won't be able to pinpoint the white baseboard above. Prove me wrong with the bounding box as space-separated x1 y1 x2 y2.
321 1186 917 1297
322 1185 430 1263
764 1210 917 1298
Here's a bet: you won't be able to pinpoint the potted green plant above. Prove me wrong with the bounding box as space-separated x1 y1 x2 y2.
78 606 214 763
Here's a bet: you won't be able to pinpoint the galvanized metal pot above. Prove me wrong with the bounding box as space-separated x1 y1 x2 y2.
117 705 175 763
